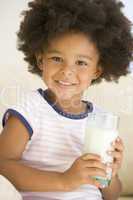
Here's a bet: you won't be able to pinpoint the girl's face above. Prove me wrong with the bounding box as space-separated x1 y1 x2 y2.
37 32 102 103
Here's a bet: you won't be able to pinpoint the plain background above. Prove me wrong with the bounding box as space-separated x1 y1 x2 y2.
0 0 133 195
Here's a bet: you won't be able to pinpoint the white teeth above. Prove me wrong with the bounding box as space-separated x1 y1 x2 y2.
58 80 72 86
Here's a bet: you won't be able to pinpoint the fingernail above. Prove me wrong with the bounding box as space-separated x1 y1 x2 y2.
82 154 93 160
82 155 88 160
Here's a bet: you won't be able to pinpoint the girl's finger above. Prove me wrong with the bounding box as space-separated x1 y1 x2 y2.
107 150 123 161
81 153 101 161
83 160 107 171
112 137 124 152
86 167 107 177
112 163 120 176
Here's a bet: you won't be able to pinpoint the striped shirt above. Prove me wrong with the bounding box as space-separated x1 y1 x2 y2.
2 88 104 200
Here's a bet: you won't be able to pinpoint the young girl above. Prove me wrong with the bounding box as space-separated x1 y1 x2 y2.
0 0 132 199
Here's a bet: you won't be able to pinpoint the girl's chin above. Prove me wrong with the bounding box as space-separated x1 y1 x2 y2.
56 93 74 101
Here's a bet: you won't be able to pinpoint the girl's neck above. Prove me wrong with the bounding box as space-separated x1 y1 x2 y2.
46 89 87 115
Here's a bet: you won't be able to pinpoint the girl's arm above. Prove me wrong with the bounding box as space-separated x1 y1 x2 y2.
101 174 122 200
0 116 65 192
0 116 107 192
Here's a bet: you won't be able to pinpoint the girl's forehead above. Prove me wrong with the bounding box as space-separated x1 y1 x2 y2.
48 32 93 46
46 32 99 57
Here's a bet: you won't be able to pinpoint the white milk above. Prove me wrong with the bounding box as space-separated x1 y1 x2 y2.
83 127 118 163
83 113 119 187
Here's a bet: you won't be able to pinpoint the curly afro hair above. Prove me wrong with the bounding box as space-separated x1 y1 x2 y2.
17 0 133 84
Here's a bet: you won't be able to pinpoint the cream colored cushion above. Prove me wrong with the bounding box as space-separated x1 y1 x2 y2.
0 175 22 200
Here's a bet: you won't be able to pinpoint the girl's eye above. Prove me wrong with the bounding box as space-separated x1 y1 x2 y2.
51 57 63 62
76 60 88 67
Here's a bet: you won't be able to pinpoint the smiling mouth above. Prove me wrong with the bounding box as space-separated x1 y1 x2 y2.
55 80 77 86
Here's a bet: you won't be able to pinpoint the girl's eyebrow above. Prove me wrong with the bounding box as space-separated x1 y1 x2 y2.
77 55 93 61
47 49 93 60
47 49 61 54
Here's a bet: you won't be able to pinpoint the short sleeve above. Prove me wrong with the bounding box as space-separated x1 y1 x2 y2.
2 90 37 139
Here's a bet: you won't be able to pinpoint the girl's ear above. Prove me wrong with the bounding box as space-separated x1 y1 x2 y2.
36 53 43 70
93 66 103 80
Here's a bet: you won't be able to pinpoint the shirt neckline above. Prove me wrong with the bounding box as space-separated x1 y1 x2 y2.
37 88 93 120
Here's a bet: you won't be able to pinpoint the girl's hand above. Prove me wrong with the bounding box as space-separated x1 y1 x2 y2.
62 153 107 191
107 137 124 177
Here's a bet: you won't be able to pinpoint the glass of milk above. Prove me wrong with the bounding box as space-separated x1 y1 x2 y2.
83 112 119 187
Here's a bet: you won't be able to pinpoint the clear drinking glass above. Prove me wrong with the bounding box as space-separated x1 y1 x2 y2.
83 112 119 187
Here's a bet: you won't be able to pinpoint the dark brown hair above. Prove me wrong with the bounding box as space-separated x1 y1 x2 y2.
17 0 133 83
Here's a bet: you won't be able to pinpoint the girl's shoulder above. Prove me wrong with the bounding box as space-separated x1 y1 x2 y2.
2 88 42 138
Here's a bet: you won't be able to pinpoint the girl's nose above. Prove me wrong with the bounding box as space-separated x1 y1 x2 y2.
60 65 76 77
